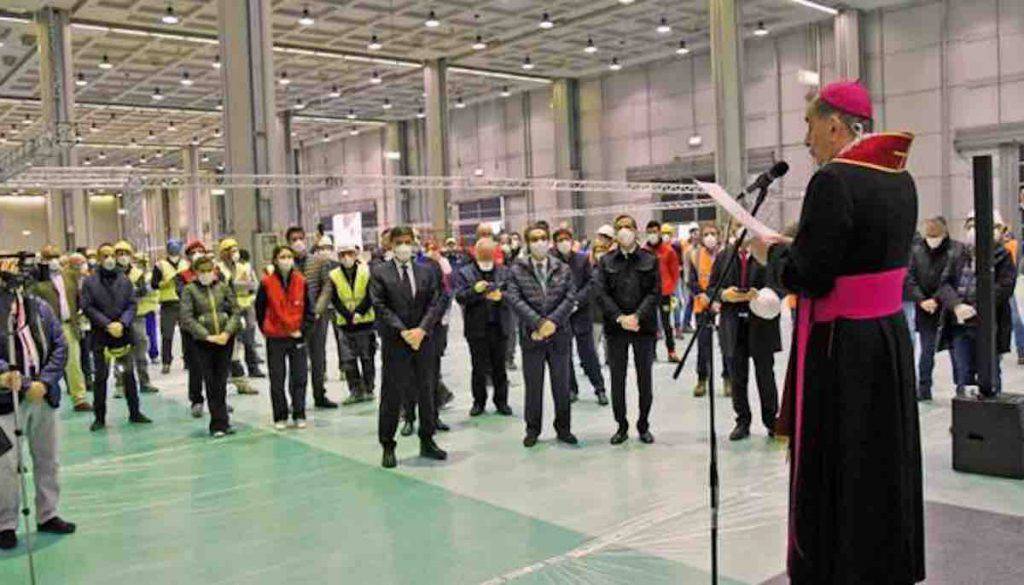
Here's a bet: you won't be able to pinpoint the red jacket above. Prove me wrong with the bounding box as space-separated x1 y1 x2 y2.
646 241 681 295
257 270 307 338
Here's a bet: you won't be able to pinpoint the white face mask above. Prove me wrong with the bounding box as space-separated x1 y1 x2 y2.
556 240 573 256
315 248 333 260
703 234 718 249
617 228 636 248
394 243 413 263
529 239 551 259
291 240 307 254
277 258 295 273
48 259 61 272
500 244 511 254
116 255 131 267
191 253 203 262
477 260 495 271
198 272 215 286
168 254 180 263
340 256 356 269
231 251 241 263
662 234 671 244
925 236 944 250
646 233 661 246
965 228 975 244
101 257 117 271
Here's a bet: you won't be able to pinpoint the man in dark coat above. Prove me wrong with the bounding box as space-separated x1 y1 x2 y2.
80 244 152 431
550 226 607 405
906 216 966 400
594 214 661 445
452 237 513 416
369 226 448 469
506 222 578 447
751 81 924 585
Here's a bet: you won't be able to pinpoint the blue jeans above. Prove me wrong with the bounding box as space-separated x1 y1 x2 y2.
1010 296 1024 358
672 281 688 329
950 327 1002 394
681 294 695 331
916 322 952 399
902 301 918 355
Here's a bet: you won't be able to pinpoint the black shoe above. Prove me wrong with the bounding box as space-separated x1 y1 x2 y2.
506 360 517 371
382 446 397 469
557 432 578 445
610 429 628 445
495 404 514 416
569 391 579 404
469 404 485 417
400 420 415 437
37 517 76 535
315 399 339 409
129 413 153 424
435 418 451 432
342 394 364 406
89 420 105 432
420 439 448 460
248 367 266 378
638 430 655 444
0 530 15 550
523 434 538 448
596 391 609 406
767 427 777 439
729 425 750 441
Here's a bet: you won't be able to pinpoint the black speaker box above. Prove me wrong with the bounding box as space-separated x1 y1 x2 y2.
952 393 1024 479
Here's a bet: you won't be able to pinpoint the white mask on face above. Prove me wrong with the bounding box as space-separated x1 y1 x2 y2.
703 234 718 249
48 259 61 272
529 239 551 259
617 228 636 248
556 240 573 256
965 228 975 244
394 243 413 263
477 260 495 271
925 236 944 250
198 272 215 286
277 258 295 273
500 244 511 255
340 256 356 269
117 255 131 267
101 257 117 271
168 254 180 263
291 240 307 254
231 251 241 263
647 233 661 246
315 248 333 260
662 234 671 244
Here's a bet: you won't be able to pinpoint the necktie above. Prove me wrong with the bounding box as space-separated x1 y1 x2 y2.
535 262 547 296
400 264 414 298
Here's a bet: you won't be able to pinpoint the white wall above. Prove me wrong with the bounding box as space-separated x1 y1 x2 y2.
0 195 119 251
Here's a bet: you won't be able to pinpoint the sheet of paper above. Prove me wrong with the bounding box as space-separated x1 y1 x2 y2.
695 180 781 240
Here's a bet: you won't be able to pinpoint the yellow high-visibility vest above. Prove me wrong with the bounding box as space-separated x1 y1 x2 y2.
217 259 256 309
130 267 160 316
158 258 188 303
328 265 375 326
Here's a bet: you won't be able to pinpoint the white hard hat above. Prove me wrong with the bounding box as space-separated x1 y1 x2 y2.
316 235 334 249
750 288 782 320
597 224 616 239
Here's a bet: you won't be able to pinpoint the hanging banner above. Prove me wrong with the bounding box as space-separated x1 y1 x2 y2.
332 212 364 249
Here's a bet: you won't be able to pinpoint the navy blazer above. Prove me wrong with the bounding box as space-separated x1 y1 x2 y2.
80 267 137 349
452 261 513 339
505 256 577 349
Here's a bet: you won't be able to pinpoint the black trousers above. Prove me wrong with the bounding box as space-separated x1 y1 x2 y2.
183 332 204 406
159 301 180 366
267 337 309 422
607 333 656 433
659 295 676 354
696 311 714 381
380 335 436 447
80 329 94 384
522 333 572 437
729 323 779 430
92 345 141 423
192 339 233 432
339 328 377 396
468 325 509 408
569 313 605 395
405 325 448 422
306 316 329 402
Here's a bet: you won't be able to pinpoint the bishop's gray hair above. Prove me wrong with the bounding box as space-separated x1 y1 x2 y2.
808 96 874 135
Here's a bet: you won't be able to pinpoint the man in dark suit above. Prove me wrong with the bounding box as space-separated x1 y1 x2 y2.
594 214 661 445
453 236 513 416
370 226 448 468
506 222 578 447
710 239 781 441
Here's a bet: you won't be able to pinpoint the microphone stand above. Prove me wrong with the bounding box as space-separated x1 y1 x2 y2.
671 183 772 585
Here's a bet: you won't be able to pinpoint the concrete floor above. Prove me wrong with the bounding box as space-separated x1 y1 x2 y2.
1 311 1022 584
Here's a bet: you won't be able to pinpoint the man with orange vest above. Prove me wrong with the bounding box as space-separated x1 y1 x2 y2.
255 245 313 429
685 223 725 397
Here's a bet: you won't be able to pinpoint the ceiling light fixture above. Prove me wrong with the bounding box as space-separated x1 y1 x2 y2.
500 86 511 97
147 130 156 140
298 7 315 27
293 99 306 110
455 96 466 109
323 133 331 143
657 17 671 34
346 109 357 120
521 56 534 70
212 55 221 69
370 70 381 84
162 5 180 25
754 21 769 36
609 57 622 71
75 72 88 87
382 98 392 110
539 13 554 29
368 34 382 51
98 151 106 160
676 40 690 55
167 120 176 131
425 10 440 28
618 0 635 4
349 127 360 136
788 0 840 16
99 54 113 70
329 85 341 98
279 71 291 85
215 100 223 111
688 133 703 147
584 38 598 54
179 70 193 86
201 154 210 162
151 87 163 101
472 35 487 51
416 108 426 119
90 122 98 133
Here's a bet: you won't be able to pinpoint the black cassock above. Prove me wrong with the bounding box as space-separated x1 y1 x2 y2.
768 133 925 585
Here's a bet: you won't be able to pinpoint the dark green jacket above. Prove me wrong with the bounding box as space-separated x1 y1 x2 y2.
30 267 81 336
180 280 243 340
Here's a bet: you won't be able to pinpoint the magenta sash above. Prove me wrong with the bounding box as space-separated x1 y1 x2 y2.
788 267 907 569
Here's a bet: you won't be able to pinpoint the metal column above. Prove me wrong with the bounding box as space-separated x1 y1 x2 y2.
552 79 583 235
709 0 747 198
834 10 863 82
423 58 450 236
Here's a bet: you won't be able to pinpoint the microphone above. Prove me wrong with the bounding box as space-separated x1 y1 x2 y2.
744 161 789 194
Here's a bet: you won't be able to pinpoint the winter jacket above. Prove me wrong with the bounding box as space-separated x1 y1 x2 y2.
80 267 137 349
505 256 576 349
936 244 1017 354
906 237 967 330
180 280 243 340
452 261 513 339
0 292 68 413
594 247 661 336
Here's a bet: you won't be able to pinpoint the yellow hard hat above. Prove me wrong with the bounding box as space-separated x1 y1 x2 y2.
219 237 239 253
661 223 675 235
113 240 134 254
